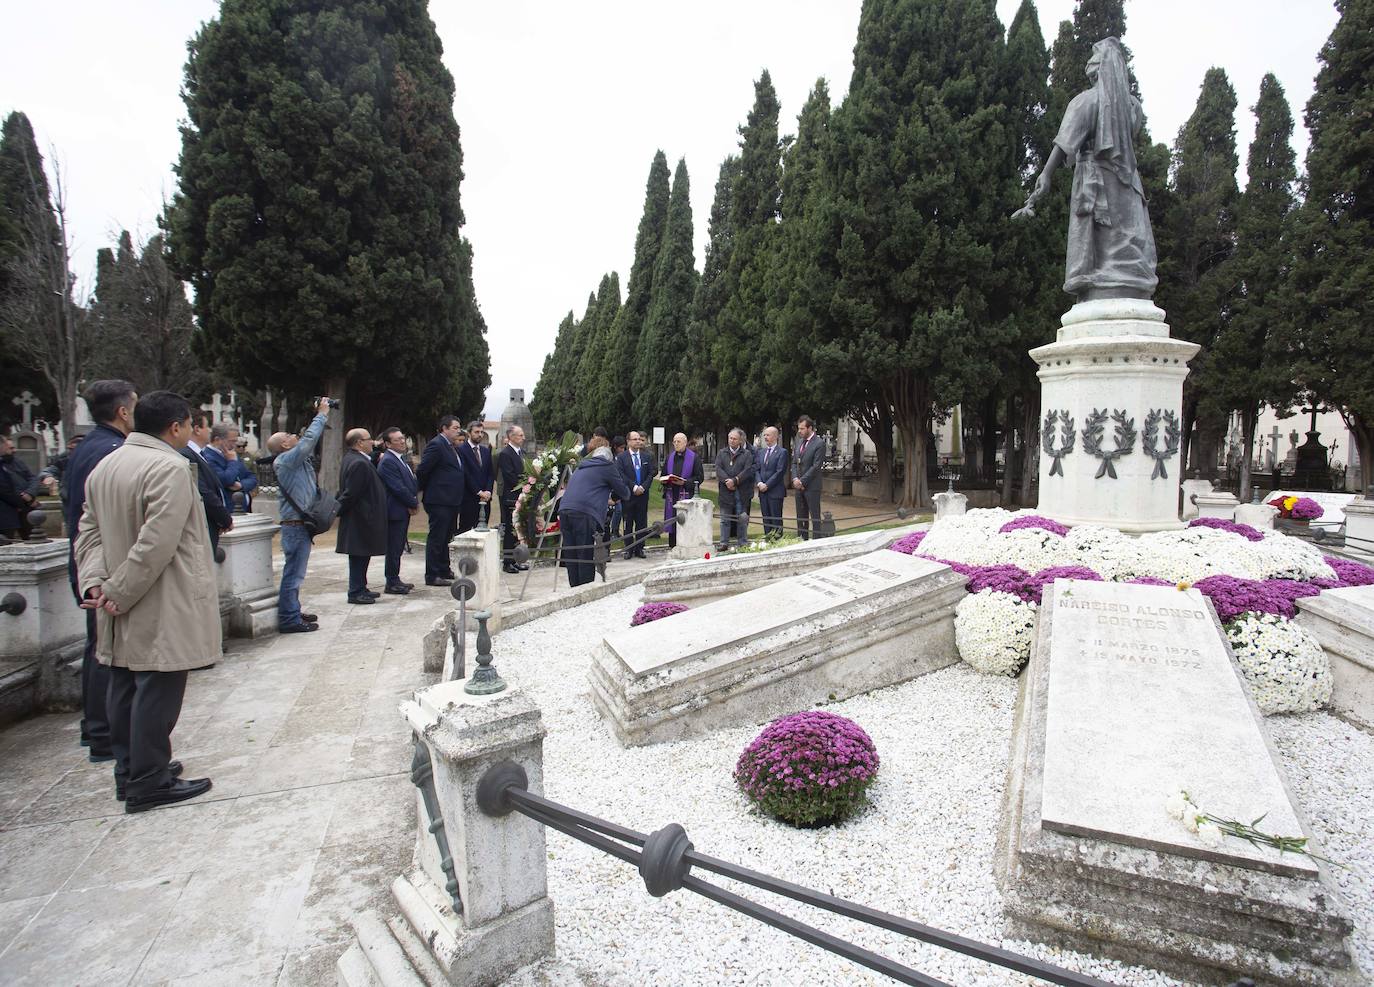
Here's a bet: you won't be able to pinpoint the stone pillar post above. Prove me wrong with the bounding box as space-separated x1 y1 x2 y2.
0 539 85 719
1345 498 1374 557
1193 491 1239 521
340 682 554 986
215 512 281 638
449 528 502 632
932 491 967 520
669 496 715 560
1234 502 1278 531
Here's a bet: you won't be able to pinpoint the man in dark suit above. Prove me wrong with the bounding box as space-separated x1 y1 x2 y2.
64 379 137 762
416 415 465 586
791 415 826 540
716 428 756 549
498 425 529 574
336 428 389 603
615 430 656 559
376 427 418 595
457 421 493 533
754 426 789 539
202 423 257 512
182 411 233 553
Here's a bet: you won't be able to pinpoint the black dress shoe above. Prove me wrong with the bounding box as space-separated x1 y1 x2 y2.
117 760 183 801
361 589 380 599
635 550 647 559
300 612 318 623
88 750 115 764
515 563 529 571
400 582 415 590
280 621 319 633
425 577 452 586
502 563 520 574
125 776 212 813
347 594 376 605
384 584 410 595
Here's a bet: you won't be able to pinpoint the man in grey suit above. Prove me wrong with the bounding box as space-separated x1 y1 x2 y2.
790 415 825 540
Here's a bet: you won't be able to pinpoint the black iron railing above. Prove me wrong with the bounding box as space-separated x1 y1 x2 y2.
476 760 1241 987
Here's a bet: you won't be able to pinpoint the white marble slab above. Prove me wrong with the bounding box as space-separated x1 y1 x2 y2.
1040 580 1316 877
606 551 941 676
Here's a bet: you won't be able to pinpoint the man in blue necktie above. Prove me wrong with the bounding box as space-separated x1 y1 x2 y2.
615 430 656 559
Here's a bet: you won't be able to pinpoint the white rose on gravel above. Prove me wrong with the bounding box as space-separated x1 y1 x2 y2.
1226 612 1333 715
954 589 1037 677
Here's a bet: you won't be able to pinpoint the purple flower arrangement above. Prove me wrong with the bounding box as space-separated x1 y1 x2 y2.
1029 565 1103 603
630 601 690 627
1188 517 1265 542
1127 576 1175 587
733 710 880 827
1325 556 1374 588
888 530 928 555
965 564 1039 603
1193 574 1322 623
999 515 1070 537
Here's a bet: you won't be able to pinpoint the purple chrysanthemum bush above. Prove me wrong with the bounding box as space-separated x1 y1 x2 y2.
733 711 880 827
630 602 690 627
888 509 1367 712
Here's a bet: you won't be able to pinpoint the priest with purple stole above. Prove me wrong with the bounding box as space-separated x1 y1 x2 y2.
659 432 703 550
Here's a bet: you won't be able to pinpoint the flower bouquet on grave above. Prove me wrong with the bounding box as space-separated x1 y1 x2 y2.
1267 495 1323 523
1165 789 1341 866
514 431 583 545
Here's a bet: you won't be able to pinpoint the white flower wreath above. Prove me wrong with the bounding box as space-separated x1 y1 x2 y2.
954 589 1037 677
1226 612 1332 715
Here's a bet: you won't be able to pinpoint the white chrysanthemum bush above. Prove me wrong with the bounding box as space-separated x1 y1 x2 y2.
892 509 1368 715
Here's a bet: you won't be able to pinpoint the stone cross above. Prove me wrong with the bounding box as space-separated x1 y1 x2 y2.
11 391 39 425
1302 404 1321 436
201 392 224 422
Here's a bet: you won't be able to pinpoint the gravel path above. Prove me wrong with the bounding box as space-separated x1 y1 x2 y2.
495 588 1372 987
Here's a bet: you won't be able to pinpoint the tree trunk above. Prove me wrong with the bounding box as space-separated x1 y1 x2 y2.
852 399 896 503
1344 410 1373 495
1237 404 1259 504
885 373 929 510
322 376 348 492
980 395 998 482
1019 392 1040 507
1000 393 1016 506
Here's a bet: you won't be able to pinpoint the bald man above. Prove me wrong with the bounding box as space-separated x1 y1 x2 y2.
271 397 331 632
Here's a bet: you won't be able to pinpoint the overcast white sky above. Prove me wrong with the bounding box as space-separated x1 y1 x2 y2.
0 0 1340 417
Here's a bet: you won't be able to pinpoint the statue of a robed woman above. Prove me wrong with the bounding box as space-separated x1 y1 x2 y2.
1013 37 1158 301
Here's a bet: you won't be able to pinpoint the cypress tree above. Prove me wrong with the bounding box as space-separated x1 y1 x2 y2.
1000 0 1060 504
1202 74 1298 501
167 0 488 445
819 0 1018 508
0 111 86 427
1286 0 1374 491
633 158 698 430
1158 68 1239 473
679 155 740 435
530 309 577 438
603 152 670 428
574 273 621 430
708 71 784 437
89 228 210 397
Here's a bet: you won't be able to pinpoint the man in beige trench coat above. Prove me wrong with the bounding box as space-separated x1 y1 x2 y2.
75 391 216 812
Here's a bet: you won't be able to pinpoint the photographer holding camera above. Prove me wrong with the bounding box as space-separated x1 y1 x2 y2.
267 397 331 633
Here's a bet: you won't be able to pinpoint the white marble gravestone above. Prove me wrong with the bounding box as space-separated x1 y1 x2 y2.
999 579 1357 985
590 550 965 746
1297 584 1374 731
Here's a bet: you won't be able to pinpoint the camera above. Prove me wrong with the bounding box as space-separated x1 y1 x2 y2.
316 397 341 409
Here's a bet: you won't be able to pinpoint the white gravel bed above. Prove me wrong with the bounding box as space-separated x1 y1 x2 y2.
494 587 1372 987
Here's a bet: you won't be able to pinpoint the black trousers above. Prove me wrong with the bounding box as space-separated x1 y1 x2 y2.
500 500 517 558
107 666 188 799
622 495 648 554
385 518 409 583
560 510 598 587
424 504 457 580
80 609 112 752
760 494 785 538
347 555 371 596
795 487 823 540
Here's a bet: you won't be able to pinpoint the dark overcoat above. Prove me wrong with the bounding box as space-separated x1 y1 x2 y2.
336 449 388 557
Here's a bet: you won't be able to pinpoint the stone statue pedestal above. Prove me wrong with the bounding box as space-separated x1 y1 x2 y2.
215 512 280 638
1344 498 1374 557
1234 502 1279 532
1194 491 1239 522
670 497 715 560
1030 299 1198 532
